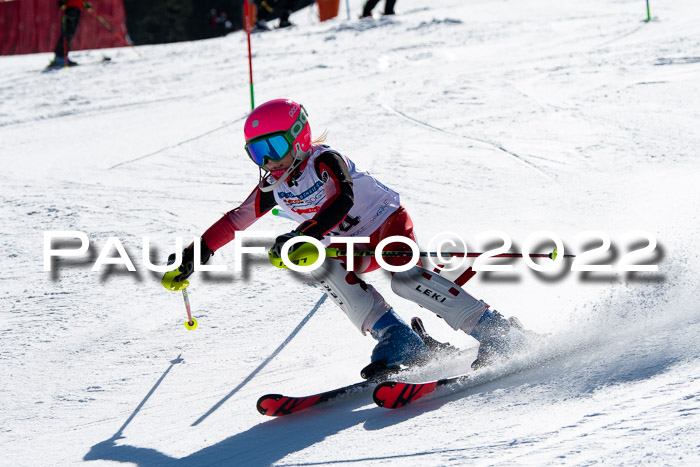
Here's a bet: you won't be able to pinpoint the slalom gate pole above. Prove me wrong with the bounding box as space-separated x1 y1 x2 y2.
244 0 255 109
346 0 351 20
271 207 292 219
645 0 651 22
87 7 141 56
326 248 575 260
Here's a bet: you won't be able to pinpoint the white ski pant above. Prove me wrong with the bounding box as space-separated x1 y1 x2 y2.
311 259 488 335
310 258 391 335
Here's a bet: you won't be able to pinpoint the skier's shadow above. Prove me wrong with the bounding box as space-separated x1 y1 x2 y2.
80 368 547 466
83 291 433 466
84 341 683 466
84 368 556 466
84 393 419 466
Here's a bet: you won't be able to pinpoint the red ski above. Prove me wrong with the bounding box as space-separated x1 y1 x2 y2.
373 373 471 409
257 380 373 416
257 317 470 416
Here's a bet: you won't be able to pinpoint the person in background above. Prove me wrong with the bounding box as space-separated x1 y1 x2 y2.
207 9 219 37
255 0 297 30
218 11 233 35
50 0 93 68
361 0 396 18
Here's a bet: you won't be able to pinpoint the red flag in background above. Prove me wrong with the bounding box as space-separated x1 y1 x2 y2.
0 0 129 55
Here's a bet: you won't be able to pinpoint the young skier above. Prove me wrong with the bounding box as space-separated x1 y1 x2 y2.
169 98 527 375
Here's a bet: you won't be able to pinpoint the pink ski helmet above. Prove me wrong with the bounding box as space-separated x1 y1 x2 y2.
244 99 312 164
244 99 313 192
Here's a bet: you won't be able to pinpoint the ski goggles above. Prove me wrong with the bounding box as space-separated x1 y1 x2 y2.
245 132 293 167
244 106 308 167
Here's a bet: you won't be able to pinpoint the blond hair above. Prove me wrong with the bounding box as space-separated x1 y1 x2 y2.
311 130 328 145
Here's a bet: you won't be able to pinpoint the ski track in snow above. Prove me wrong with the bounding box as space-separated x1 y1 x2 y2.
2 0 700 465
379 100 557 182
108 115 247 170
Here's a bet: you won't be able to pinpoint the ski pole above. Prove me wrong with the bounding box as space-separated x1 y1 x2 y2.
269 210 573 260
270 245 573 270
181 288 198 330
161 270 198 330
326 248 575 260
86 7 141 56
62 12 68 67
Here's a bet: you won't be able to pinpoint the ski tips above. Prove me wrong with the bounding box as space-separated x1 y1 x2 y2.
373 381 439 409
256 394 283 416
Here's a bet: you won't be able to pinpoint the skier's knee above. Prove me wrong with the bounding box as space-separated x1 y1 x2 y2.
311 259 390 334
391 266 488 333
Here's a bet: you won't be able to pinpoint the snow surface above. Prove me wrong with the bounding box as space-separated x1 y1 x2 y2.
1 0 700 465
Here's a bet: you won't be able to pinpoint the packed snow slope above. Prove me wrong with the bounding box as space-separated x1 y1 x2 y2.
1 0 700 465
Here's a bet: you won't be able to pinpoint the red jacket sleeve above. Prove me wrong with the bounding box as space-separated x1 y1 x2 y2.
202 186 276 252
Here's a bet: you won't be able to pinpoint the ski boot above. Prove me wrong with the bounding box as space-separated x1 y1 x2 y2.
469 310 529 369
361 309 431 380
48 57 78 68
410 317 459 354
